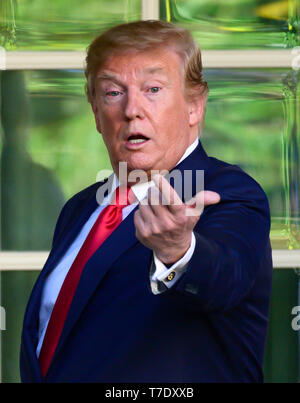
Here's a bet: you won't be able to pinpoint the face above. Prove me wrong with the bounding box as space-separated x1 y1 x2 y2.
92 47 204 183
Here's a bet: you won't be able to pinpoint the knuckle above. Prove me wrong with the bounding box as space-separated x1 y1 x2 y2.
164 220 175 232
142 227 151 239
151 225 161 235
177 210 188 225
179 216 188 226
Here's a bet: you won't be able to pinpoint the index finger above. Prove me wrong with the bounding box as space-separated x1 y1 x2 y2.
152 174 183 211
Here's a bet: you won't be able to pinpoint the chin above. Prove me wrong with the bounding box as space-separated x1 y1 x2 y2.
126 155 155 172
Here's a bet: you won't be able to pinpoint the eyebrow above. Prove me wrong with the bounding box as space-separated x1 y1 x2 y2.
96 72 121 83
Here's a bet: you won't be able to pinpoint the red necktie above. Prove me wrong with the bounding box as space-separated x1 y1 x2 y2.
38 185 132 377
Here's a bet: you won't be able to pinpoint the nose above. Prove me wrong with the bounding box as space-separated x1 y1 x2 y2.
124 88 145 120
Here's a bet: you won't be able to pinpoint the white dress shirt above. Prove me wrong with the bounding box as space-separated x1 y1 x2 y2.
36 138 199 357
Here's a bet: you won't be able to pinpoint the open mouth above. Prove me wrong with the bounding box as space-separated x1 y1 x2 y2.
127 134 149 144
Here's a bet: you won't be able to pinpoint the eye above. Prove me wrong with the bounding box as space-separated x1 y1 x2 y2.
106 90 121 97
148 87 161 94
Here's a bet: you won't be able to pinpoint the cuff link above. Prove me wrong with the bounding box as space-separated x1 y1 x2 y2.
166 271 176 282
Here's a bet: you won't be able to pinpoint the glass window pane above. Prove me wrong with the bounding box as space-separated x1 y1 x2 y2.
201 67 299 250
0 0 141 50
263 269 299 383
1 70 111 252
160 0 300 49
1 271 40 383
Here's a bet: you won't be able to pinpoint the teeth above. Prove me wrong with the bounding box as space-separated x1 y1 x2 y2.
128 138 146 144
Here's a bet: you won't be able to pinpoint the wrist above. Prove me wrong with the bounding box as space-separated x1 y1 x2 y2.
154 243 190 265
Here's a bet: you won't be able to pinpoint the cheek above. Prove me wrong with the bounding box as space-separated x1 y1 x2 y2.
99 112 121 144
156 107 189 139
158 95 189 122
99 110 115 129
99 101 122 125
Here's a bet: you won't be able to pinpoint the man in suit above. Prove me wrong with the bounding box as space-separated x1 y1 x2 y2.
20 20 273 382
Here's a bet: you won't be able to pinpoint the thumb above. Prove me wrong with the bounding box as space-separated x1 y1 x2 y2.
185 190 221 217
202 190 221 205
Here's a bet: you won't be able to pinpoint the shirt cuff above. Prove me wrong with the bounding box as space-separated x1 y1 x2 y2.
152 232 196 289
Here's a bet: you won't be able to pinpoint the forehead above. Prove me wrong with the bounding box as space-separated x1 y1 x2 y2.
96 47 183 82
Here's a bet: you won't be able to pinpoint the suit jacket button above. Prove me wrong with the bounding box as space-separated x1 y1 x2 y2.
166 271 176 281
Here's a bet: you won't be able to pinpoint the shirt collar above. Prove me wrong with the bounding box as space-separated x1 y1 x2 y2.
107 137 199 203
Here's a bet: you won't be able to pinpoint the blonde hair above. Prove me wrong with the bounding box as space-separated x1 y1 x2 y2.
85 20 209 105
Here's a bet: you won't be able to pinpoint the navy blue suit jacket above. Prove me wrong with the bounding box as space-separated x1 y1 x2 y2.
20 141 273 382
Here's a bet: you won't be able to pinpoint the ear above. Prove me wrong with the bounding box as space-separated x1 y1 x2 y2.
188 94 206 127
91 100 102 134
